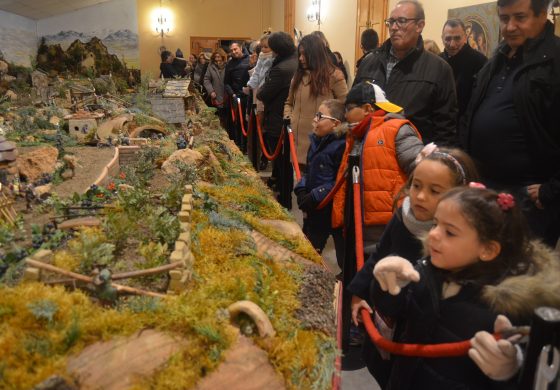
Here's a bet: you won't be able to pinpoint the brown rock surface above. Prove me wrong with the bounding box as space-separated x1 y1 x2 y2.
67 330 184 390
17 146 58 182
161 149 203 175
195 333 285 390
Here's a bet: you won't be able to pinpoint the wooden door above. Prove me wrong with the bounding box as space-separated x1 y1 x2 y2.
190 37 220 56
355 0 388 70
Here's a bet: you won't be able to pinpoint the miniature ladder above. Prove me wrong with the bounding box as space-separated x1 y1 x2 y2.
0 192 17 224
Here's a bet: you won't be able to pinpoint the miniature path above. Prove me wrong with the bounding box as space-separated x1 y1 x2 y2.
53 146 115 197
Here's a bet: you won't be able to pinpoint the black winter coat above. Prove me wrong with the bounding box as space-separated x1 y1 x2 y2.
354 36 458 146
224 54 250 96
441 44 487 119
257 54 298 137
347 209 423 300
371 259 506 390
460 21 560 208
293 131 346 204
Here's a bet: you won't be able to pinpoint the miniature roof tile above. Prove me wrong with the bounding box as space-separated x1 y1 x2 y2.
64 110 104 120
163 80 191 98
0 135 17 161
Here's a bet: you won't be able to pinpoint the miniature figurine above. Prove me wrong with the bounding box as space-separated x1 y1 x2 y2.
176 133 187 150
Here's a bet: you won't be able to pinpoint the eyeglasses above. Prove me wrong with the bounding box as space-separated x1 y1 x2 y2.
384 17 419 28
315 112 338 121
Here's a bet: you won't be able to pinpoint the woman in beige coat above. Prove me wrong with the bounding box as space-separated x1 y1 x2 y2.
284 34 348 166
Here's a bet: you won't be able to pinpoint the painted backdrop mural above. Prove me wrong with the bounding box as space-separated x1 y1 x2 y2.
37 0 139 69
0 10 38 67
448 2 500 57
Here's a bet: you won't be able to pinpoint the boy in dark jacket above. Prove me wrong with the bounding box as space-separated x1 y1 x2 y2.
294 99 346 266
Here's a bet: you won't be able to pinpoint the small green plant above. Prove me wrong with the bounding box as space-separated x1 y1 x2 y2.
62 313 81 351
120 296 161 313
68 228 115 274
27 299 58 323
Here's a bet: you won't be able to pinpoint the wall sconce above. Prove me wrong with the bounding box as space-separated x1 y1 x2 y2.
306 0 321 28
153 1 172 37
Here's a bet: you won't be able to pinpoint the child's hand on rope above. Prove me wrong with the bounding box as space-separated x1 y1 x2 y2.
468 315 522 381
373 256 420 295
351 295 373 326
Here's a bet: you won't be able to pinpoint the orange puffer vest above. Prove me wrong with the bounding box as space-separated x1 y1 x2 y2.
332 113 420 228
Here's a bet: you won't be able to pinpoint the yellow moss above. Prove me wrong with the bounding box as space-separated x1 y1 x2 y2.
52 250 80 271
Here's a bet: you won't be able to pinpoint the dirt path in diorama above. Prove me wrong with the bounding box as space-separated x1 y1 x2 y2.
53 146 115 197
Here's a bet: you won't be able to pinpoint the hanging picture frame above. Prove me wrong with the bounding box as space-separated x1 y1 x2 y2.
448 2 500 57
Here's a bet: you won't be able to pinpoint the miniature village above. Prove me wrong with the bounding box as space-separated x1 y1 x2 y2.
0 41 337 389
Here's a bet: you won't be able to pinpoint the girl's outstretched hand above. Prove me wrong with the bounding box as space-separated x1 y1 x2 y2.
468 315 521 381
351 295 373 326
373 256 420 295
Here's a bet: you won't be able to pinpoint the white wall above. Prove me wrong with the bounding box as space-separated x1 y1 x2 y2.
0 10 38 66
295 0 358 84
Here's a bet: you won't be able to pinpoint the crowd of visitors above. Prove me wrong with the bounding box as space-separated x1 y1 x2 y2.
158 0 560 387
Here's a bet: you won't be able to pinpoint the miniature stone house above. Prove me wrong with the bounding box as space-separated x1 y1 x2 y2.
149 79 194 124
64 111 105 144
0 135 18 185
69 81 96 110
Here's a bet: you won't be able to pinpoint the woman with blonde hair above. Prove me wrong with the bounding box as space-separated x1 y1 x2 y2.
203 49 227 124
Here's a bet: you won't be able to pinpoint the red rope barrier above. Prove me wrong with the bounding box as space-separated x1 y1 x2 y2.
236 97 248 137
230 97 237 124
316 172 346 210
254 108 284 161
287 125 302 182
351 166 500 357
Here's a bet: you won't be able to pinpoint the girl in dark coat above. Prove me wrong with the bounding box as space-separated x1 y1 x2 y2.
294 99 347 265
371 186 560 389
348 145 479 387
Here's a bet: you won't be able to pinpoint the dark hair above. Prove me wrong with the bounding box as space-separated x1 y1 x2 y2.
361 29 379 51
396 0 425 20
160 50 172 62
293 34 335 97
437 187 532 285
393 147 480 210
443 18 466 32
497 0 551 15
268 31 296 58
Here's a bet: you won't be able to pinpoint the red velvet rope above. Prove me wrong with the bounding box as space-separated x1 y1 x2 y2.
316 172 346 210
351 166 501 357
236 98 248 137
254 108 284 161
230 97 236 124
287 126 302 182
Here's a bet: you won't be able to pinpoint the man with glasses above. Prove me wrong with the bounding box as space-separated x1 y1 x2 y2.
460 0 560 249
440 19 487 120
354 0 457 146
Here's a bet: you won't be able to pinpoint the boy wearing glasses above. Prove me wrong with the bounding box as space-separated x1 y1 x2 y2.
294 99 347 268
354 0 457 146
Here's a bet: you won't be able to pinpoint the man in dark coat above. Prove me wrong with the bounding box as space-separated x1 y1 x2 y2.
440 19 487 120
354 1 458 146
257 32 298 205
356 28 379 70
224 42 250 147
460 0 560 247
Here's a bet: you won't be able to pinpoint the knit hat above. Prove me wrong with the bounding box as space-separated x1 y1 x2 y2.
345 81 403 113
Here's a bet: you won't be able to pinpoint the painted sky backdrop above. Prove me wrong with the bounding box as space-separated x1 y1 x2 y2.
37 0 139 69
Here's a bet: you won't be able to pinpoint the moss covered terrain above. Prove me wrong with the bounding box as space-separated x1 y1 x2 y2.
0 103 337 389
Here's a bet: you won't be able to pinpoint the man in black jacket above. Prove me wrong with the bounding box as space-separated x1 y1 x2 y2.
356 28 379 70
354 1 457 145
224 42 250 148
460 0 560 247
440 19 487 120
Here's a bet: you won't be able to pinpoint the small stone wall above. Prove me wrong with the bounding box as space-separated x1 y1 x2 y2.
167 184 194 295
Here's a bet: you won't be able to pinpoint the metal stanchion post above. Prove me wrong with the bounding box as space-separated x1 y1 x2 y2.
518 307 560 389
249 104 258 171
278 128 292 209
341 149 361 354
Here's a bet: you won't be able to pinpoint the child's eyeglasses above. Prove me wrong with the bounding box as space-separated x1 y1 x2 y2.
315 112 338 121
